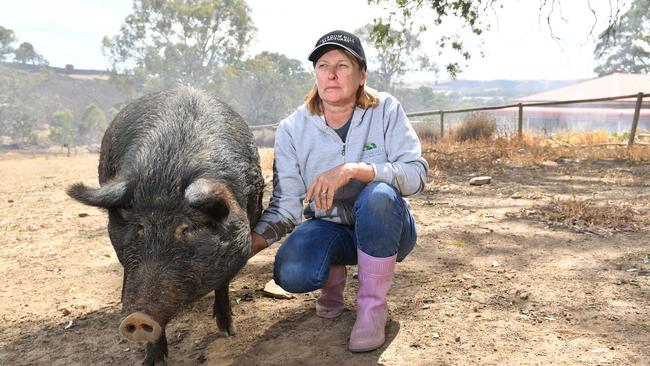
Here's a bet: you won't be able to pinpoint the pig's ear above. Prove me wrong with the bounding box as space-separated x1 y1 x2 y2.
185 178 241 221
66 180 131 208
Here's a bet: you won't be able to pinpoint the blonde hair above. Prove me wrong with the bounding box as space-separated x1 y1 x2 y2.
304 48 379 116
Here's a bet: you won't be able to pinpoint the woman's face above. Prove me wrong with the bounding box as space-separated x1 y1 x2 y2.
315 49 366 108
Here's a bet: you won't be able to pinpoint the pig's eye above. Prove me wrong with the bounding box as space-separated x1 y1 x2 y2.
175 224 191 240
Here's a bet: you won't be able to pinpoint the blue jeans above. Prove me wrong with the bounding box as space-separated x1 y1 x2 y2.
274 182 417 293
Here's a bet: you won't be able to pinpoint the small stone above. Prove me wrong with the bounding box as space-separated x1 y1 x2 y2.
78 213 89 218
60 308 71 316
519 292 529 300
64 320 74 330
469 176 491 186
262 279 295 299
555 157 574 164
432 332 440 339
491 261 500 267
455 336 461 343
7 199 14 203
590 349 608 353
510 192 522 199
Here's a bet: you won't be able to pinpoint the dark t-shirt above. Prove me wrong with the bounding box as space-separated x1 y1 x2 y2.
332 117 352 142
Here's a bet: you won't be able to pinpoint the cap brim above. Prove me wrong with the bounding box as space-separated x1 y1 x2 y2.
307 42 364 65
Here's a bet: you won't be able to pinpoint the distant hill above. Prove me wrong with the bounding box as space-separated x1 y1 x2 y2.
419 79 581 99
0 62 127 127
7 62 112 81
395 78 582 114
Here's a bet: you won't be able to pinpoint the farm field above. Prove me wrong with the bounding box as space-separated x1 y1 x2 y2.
0 145 649 365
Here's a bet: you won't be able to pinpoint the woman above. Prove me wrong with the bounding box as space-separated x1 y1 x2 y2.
250 30 429 352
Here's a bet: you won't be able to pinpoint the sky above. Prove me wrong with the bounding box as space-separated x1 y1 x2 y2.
0 0 630 81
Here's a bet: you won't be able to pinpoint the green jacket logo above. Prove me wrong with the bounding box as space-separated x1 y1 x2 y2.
363 142 377 151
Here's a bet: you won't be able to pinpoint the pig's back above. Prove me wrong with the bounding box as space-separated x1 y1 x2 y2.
98 87 262 217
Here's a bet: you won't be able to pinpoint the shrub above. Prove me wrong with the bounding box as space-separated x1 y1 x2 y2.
412 121 440 144
454 113 496 142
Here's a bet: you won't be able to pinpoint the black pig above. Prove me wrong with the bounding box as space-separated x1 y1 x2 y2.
67 87 264 365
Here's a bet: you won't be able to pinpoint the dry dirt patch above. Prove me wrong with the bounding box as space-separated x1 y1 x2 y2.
1 152 649 365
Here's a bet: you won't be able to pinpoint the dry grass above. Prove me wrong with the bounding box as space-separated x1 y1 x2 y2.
422 131 650 172
412 122 440 145
552 130 611 145
258 147 274 174
515 196 647 235
451 113 497 142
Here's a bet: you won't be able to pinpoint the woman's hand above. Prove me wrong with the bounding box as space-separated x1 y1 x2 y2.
250 232 268 258
304 162 374 210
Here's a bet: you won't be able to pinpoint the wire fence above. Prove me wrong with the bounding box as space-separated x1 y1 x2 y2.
249 92 650 148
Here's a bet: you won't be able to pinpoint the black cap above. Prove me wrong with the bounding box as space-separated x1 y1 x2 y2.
307 30 366 68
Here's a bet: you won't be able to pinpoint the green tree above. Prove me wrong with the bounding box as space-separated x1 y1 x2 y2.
49 109 75 155
102 0 255 89
106 107 120 124
78 104 106 144
0 25 16 61
367 0 489 78
13 42 49 65
224 52 311 125
392 86 436 112
357 23 436 92
0 64 41 142
368 0 627 78
5 111 37 146
594 0 650 76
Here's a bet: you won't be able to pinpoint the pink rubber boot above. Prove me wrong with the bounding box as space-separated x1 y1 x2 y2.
315 264 347 319
348 249 396 353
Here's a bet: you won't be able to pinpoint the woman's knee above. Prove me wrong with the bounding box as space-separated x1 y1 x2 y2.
274 256 323 293
272 222 335 293
355 182 402 217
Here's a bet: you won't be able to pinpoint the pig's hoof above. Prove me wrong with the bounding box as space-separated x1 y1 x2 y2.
142 358 166 366
142 351 167 366
142 333 168 366
218 323 237 337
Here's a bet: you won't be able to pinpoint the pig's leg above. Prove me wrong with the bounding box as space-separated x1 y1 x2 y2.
213 285 236 336
142 330 168 366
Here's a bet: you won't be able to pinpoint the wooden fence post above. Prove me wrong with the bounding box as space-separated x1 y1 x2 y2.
517 103 523 139
440 112 444 139
628 92 644 148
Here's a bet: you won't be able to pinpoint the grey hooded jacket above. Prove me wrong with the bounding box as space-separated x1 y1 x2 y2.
253 92 429 245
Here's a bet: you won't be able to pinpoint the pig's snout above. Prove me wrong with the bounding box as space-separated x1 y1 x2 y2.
119 312 162 342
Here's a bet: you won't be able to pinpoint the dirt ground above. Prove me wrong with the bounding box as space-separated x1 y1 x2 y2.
1 151 649 366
